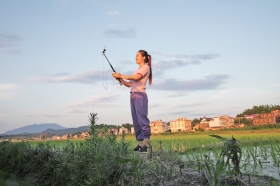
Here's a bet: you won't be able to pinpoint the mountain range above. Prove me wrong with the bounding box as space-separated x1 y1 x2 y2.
2 123 89 135
40 126 90 135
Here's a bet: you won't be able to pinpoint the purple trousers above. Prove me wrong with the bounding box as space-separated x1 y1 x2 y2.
130 92 151 141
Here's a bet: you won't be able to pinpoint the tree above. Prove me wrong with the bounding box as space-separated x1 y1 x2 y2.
240 118 251 125
121 123 133 131
192 117 203 126
236 104 280 117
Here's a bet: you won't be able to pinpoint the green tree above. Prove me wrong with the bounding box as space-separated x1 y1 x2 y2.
121 123 133 131
236 104 280 117
192 117 203 126
240 118 251 125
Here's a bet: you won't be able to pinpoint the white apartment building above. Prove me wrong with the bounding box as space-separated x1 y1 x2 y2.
209 115 234 128
170 117 192 132
150 120 167 133
208 117 220 127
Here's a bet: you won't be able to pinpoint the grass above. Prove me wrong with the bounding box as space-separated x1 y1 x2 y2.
3 125 280 185
23 129 280 152
0 113 148 185
25 139 85 147
120 130 280 152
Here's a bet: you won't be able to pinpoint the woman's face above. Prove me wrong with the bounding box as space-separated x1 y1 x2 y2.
135 52 145 64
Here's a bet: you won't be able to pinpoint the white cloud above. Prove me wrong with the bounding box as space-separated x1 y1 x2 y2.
146 52 220 72
188 112 219 118
166 92 187 98
177 103 208 108
28 71 103 84
43 114 60 118
65 109 87 113
0 84 19 101
152 52 220 60
158 111 191 116
108 11 120 15
152 59 201 70
0 84 18 91
152 75 230 91
66 93 119 108
103 28 135 38
149 103 163 109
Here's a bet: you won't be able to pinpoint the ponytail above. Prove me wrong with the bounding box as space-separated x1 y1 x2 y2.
147 55 152 85
138 50 152 85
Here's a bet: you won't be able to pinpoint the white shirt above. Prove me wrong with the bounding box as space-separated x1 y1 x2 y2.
130 64 150 93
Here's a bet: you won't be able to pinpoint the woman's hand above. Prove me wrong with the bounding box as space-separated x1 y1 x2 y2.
112 72 121 79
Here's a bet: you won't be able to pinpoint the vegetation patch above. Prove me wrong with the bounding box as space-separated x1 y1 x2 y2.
2 113 280 185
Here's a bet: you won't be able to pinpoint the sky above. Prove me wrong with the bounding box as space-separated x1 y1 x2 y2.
1 0 280 134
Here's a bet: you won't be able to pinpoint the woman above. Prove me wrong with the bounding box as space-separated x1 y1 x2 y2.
112 50 152 153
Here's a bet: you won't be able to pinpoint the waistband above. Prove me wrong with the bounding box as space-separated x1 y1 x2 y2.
130 92 146 94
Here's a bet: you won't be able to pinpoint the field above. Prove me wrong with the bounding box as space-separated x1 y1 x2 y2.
123 129 280 151
4 129 280 185
26 129 280 150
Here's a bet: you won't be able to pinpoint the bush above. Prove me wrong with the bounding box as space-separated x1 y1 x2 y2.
0 113 144 185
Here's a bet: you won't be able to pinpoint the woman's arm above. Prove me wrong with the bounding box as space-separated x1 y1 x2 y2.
112 72 142 81
118 78 132 87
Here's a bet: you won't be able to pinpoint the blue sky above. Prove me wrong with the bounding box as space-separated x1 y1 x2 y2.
1 0 280 134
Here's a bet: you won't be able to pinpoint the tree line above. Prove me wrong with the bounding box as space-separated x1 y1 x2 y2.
236 104 280 117
93 123 133 131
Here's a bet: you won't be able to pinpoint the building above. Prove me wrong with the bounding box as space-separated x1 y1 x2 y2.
170 117 192 132
193 117 210 130
61 134 70 140
52 135 60 140
81 132 89 138
252 110 280 125
131 127 134 134
72 134 78 139
193 123 209 130
234 116 253 124
107 128 118 135
118 127 129 135
193 117 211 130
220 115 235 128
166 125 170 131
52 135 57 140
150 120 167 133
209 115 234 128
244 114 259 119
208 117 220 128
109 128 118 135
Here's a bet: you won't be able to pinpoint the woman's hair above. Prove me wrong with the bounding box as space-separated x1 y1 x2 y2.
138 50 152 85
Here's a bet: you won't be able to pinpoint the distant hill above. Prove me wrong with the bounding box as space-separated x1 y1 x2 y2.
41 126 90 135
3 123 67 135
